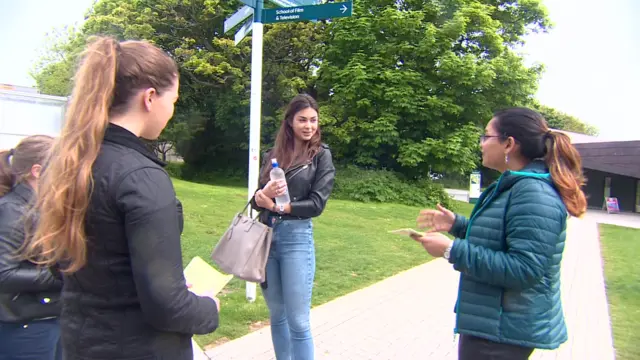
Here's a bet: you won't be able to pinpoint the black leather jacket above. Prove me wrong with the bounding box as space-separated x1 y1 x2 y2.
0 183 62 323
59 124 218 360
251 144 336 223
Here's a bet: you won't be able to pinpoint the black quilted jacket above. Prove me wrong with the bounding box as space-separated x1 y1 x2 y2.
59 124 218 360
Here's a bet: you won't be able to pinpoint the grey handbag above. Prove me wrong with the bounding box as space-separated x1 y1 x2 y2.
211 201 272 283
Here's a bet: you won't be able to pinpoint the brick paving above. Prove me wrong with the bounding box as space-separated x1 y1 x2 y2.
200 216 616 359
530 216 615 360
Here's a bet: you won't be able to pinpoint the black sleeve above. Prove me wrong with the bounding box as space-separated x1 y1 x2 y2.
250 188 265 213
0 204 62 293
116 167 218 335
289 148 336 218
250 150 272 212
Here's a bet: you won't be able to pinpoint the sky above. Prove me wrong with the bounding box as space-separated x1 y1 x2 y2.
0 0 638 140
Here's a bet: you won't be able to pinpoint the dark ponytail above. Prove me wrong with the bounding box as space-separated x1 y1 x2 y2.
0 150 14 196
493 107 587 217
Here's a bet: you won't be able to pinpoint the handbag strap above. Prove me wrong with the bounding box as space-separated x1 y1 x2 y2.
240 200 260 220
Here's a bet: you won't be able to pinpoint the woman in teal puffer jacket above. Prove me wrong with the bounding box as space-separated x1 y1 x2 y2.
413 108 587 360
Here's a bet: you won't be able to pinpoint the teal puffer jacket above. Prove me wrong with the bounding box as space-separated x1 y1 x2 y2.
448 161 568 349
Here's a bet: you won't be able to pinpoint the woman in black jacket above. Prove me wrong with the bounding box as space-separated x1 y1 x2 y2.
251 94 336 360
0 135 61 360
23 37 219 360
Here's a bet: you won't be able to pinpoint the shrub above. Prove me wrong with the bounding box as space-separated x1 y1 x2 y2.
166 162 455 209
332 165 453 209
164 162 245 187
164 162 183 178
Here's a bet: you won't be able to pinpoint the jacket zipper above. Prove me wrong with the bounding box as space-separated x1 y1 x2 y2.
286 163 310 181
454 174 504 338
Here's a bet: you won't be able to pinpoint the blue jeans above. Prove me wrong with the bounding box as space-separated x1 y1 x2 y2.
0 318 62 360
262 218 315 360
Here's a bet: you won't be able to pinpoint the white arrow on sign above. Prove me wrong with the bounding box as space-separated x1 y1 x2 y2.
234 18 253 45
340 4 348 13
224 5 254 34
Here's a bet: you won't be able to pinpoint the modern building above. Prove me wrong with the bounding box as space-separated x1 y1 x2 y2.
0 84 68 149
558 130 640 213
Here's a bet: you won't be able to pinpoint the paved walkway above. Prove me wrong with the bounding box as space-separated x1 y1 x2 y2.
201 216 616 359
583 210 640 229
530 216 615 360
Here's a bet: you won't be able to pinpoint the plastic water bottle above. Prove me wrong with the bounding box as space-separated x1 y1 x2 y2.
270 158 290 205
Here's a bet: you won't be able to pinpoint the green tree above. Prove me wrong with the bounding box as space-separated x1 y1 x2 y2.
317 0 550 176
31 0 553 177
31 26 84 96
536 104 599 135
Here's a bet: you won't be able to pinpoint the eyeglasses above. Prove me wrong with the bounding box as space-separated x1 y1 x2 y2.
479 135 502 143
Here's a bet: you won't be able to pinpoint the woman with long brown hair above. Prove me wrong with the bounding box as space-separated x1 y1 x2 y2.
24 37 219 360
0 135 62 360
251 94 336 359
412 107 587 359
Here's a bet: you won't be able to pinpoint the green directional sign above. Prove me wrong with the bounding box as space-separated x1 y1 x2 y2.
262 1 353 24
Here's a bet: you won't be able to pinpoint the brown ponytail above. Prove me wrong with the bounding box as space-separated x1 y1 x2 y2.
26 37 118 273
0 136 54 197
545 131 587 217
25 36 178 273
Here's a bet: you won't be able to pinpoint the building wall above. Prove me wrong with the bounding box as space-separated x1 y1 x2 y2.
0 90 68 149
584 168 638 212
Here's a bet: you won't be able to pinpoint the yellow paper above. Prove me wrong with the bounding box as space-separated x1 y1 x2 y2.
388 228 424 237
184 256 233 297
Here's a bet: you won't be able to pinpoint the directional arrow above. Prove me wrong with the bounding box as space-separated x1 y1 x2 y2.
340 4 347 13
234 18 253 45
224 5 253 34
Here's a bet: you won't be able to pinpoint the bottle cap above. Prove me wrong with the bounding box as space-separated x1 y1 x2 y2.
271 158 279 168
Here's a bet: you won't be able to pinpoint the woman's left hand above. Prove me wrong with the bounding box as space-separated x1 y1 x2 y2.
410 232 453 258
255 190 275 210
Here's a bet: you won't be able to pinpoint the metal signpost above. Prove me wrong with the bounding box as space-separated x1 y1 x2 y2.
223 0 353 302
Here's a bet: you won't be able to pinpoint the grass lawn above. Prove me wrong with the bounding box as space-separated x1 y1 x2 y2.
600 224 640 360
173 178 473 348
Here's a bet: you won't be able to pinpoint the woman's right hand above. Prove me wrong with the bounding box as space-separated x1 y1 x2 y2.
417 204 456 233
261 180 287 199
188 283 221 312
211 297 221 312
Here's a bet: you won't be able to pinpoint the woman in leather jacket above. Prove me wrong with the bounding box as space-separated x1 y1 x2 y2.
251 94 336 360
22 37 219 360
0 135 61 360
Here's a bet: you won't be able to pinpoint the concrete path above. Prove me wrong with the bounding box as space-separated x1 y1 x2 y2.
201 216 616 359
445 188 469 202
584 209 640 229
530 216 615 360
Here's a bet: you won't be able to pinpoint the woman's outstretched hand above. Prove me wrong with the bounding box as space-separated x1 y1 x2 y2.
416 204 455 233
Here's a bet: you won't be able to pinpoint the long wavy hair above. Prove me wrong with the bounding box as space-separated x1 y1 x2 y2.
259 94 322 184
24 36 178 273
493 107 587 217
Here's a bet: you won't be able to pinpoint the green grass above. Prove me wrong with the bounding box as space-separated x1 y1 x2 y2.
173 178 474 348
600 224 640 360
